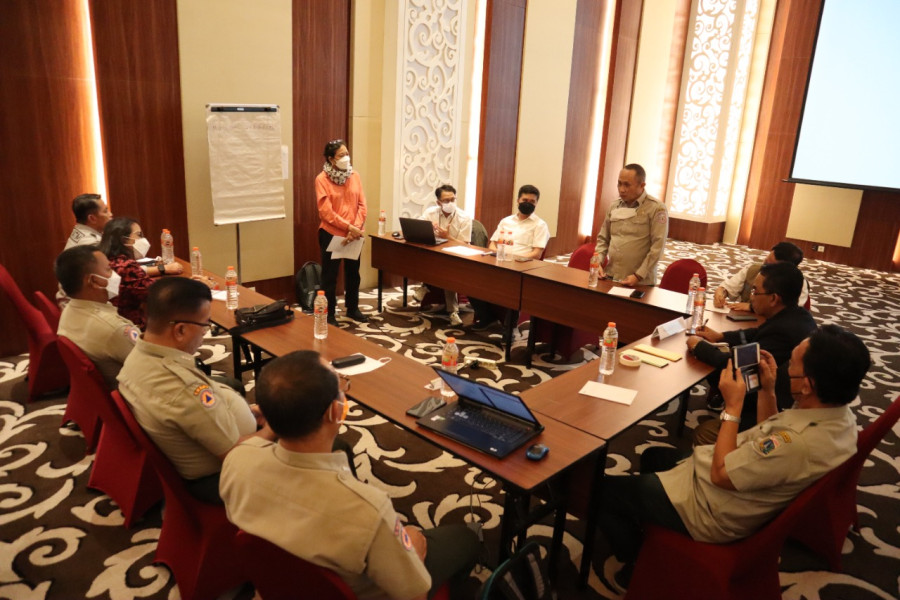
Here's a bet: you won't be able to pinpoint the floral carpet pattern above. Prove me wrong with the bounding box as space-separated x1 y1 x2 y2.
1 240 898 599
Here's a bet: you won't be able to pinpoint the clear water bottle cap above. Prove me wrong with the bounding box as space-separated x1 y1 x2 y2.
317 290 325 295
193 246 199 251
227 265 234 270
608 322 616 328
447 337 456 344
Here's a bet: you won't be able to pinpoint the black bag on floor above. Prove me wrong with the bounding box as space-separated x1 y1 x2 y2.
479 541 555 600
295 261 322 312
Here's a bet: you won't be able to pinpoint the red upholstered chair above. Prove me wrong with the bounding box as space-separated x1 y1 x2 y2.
57 337 162 526
659 258 707 293
237 530 450 600
55 336 103 452
111 391 244 600
788 394 900 570
0 263 68 400
33 290 61 333
624 460 850 600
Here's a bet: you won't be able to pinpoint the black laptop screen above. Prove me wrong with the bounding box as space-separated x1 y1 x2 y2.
435 370 539 425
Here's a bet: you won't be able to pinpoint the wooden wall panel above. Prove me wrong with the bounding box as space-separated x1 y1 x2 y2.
0 1 99 356
293 0 351 280
592 0 643 236
550 0 605 257
474 0 526 236
89 0 189 260
741 0 900 272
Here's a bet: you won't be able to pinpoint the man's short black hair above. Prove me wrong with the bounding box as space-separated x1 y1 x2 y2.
623 163 647 184
255 351 339 439
435 184 456 199
759 261 803 307
771 241 803 266
55 245 100 296
517 184 540 200
146 278 212 333
72 193 103 224
803 325 870 405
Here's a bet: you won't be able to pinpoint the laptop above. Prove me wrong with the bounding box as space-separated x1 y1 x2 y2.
416 370 544 458
399 217 448 246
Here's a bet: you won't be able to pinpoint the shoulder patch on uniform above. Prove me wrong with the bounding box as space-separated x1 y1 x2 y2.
655 211 668 224
394 517 414 551
758 432 791 455
194 384 216 408
71 229 84 242
125 326 140 342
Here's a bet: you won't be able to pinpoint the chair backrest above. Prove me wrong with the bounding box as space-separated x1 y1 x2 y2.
471 219 489 248
110 390 201 510
57 336 112 412
858 394 900 456
0 262 55 343
659 259 708 293
34 290 61 332
235 530 357 599
567 243 596 271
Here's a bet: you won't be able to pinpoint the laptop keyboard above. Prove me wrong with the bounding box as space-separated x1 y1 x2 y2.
449 409 523 442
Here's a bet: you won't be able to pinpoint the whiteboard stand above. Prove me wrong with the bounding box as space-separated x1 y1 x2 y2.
235 223 243 285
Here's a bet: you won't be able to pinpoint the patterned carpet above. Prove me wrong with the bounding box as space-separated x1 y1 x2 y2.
1 240 898 599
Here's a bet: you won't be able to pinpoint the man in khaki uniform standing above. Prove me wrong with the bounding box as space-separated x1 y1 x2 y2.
118 277 274 504
595 164 668 286
221 350 480 600
55 245 139 389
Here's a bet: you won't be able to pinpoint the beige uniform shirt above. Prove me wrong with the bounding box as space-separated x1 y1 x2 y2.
221 438 431 600
658 405 857 543
595 192 668 285
422 205 473 243
118 339 257 480
58 299 139 389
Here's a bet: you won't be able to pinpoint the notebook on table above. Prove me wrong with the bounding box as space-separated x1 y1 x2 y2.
399 217 448 246
416 370 544 458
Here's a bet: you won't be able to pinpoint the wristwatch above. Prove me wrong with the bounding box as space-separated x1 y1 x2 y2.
159 263 166 275
720 411 741 424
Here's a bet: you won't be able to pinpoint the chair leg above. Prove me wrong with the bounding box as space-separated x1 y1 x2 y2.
676 390 690 437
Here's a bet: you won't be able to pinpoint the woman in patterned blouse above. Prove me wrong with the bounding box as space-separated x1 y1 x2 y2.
99 217 183 329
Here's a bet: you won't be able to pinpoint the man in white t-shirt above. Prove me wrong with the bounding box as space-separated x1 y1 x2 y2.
471 185 550 331
413 184 473 326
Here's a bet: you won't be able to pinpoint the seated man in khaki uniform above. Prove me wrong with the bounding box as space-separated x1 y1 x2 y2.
594 163 668 287
118 277 275 504
57 193 113 307
55 245 140 389
597 325 869 588
221 350 480 600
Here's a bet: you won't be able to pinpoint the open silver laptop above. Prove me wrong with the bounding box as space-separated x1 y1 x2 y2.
399 217 448 246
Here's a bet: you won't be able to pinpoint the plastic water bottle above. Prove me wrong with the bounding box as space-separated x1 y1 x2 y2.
190 247 203 277
496 229 507 263
685 273 701 313
599 322 618 377
588 252 601 287
161 229 174 264
378 210 387 236
225 265 239 310
441 337 459 398
689 287 707 334
313 290 328 340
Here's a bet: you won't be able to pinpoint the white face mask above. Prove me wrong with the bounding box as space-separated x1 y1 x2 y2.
440 201 456 215
132 237 151 258
94 271 121 299
335 155 351 171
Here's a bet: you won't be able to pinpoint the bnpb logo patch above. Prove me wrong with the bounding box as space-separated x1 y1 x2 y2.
193 384 216 408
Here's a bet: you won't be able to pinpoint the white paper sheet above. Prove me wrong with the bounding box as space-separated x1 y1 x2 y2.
705 300 730 314
326 236 364 260
442 245 486 257
334 355 387 376
212 290 228 301
578 381 638 405
607 286 635 298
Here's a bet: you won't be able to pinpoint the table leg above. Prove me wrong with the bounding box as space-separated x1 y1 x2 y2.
503 310 516 362
548 470 571 581
676 390 690 437
377 269 383 312
526 316 539 368
402 277 408 307
579 446 608 588
498 491 520 563
231 334 242 380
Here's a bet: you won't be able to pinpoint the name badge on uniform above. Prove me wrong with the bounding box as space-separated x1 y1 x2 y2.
610 207 638 220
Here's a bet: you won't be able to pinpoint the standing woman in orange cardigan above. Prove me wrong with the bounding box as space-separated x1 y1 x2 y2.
316 139 368 324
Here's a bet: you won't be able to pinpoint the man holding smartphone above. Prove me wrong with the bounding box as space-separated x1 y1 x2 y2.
686 262 816 444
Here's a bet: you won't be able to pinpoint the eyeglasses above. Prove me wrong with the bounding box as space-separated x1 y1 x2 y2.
749 289 775 297
170 320 212 331
338 374 351 393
